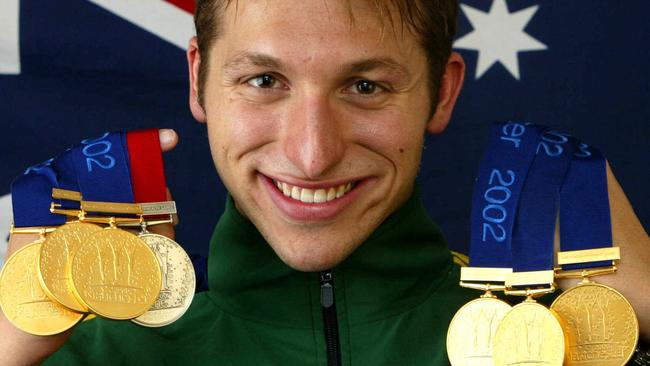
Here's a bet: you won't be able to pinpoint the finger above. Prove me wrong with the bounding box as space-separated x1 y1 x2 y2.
159 129 178 152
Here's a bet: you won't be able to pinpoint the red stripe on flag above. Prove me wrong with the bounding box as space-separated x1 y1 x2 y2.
166 0 195 14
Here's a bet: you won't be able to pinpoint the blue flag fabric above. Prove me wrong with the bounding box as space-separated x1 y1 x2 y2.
1 0 648 258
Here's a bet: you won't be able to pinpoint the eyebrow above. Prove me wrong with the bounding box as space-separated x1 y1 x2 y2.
342 57 411 79
222 52 284 79
222 52 411 79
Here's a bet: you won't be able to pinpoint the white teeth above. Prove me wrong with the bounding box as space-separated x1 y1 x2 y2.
273 179 356 203
291 186 301 200
300 188 314 203
313 189 327 203
336 185 345 198
327 188 336 201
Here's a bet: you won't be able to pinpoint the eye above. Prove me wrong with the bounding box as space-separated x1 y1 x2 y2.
344 79 387 97
341 78 390 107
246 74 281 89
355 80 377 94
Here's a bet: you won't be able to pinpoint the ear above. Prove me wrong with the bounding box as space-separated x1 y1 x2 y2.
187 37 207 123
426 52 465 134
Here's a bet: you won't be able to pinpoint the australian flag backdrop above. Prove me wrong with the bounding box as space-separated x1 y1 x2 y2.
1 0 648 266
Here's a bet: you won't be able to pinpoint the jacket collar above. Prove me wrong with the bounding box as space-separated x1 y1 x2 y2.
207 187 453 328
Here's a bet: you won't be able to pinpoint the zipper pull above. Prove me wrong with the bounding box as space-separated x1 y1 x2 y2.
320 270 334 308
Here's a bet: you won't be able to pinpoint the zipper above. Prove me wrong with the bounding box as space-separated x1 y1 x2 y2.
320 270 341 366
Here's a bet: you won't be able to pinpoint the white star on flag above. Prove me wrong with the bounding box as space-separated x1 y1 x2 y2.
454 0 547 80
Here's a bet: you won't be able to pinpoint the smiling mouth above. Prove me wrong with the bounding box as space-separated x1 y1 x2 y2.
272 179 356 203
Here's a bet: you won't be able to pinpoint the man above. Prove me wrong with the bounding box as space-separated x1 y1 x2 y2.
1 1 648 365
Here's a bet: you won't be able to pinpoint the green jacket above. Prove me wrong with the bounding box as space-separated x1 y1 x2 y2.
46 191 474 365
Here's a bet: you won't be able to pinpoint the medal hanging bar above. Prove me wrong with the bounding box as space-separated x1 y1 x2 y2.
80 200 176 217
52 187 82 202
53 187 177 223
9 225 58 236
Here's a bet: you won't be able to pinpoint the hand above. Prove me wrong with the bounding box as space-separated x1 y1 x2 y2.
0 129 179 365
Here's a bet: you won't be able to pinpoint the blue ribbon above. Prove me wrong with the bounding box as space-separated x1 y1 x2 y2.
12 132 133 226
559 144 612 270
469 122 543 268
71 132 134 203
51 148 82 210
511 129 577 274
11 156 65 227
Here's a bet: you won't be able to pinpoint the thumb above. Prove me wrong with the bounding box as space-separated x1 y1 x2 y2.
159 129 178 152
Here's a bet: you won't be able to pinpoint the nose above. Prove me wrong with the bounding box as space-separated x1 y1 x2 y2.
282 94 345 179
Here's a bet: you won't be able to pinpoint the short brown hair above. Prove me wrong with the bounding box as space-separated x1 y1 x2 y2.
194 0 459 109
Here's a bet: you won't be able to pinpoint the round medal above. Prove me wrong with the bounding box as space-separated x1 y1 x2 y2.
69 227 162 320
132 233 195 327
0 242 84 335
447 296 511 365
38 221 102 312
493 300 566 366
550 282 639 366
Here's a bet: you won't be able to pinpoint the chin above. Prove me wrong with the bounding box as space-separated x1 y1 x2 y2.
270 237 359 272
280 254 345 272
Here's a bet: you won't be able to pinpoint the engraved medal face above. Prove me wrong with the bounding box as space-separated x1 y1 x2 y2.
132 233 195 327
493 301 565 366
447 296 512 365
0 242 83 335
70 227 162 320
550 282 639 366
38 221 102 312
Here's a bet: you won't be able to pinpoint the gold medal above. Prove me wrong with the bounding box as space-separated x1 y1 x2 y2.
69 226 161 320
553 248 638 365
550 281 638 365
37 221 102 312
132 232 195 327
449 267 514 365
447 294 511 365
0 241 83 335
493 299 566 366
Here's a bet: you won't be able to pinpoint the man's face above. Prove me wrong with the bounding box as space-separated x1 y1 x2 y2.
196 1 441 271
